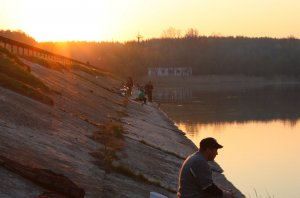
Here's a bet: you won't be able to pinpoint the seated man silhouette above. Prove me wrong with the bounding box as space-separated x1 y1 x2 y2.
178 137 235 198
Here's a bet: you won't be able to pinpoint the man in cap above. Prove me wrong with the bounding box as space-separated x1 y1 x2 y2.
178 137 235 198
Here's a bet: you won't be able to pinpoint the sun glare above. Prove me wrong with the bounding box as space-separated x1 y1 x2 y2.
8 0 124 42
2 0 300 41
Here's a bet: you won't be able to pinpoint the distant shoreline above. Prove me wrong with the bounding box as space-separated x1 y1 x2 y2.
143 75 300 92
146 75 300 84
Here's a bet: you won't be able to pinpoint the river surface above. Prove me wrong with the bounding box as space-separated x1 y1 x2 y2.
156 83 300 198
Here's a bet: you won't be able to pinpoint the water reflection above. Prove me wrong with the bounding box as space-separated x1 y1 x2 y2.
158 84 300 198
158 85 300 123
177 119 300 135
176 120 300 198
154 87 193 103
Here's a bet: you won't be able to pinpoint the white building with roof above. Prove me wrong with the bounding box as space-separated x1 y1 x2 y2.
148 67 192 77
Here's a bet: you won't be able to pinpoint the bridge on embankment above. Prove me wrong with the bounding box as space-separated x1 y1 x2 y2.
0 35 90 67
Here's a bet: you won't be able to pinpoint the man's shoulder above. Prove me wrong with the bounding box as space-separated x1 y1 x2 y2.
186 152 207 165
190 151 205 160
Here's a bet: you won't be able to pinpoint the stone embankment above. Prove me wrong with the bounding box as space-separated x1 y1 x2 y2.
0 57 244 197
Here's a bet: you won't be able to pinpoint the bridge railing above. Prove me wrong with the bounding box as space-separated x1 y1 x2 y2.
0 35 91 67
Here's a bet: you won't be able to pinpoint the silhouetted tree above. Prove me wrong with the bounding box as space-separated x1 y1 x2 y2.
161 27 182 39
185 28 199 38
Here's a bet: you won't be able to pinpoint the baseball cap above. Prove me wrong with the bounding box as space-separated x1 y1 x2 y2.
200 137 223 150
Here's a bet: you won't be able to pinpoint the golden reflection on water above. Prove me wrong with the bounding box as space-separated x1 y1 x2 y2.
177 120 300 198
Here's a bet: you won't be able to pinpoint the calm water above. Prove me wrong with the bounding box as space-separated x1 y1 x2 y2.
156 83 300 198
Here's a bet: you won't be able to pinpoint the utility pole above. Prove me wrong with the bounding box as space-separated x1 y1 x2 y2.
137 32 143 43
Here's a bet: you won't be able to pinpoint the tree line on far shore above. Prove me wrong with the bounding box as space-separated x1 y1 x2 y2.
1 30 300 79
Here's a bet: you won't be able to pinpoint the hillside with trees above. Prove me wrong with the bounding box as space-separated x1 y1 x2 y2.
0 30 37 46
2 30 300 79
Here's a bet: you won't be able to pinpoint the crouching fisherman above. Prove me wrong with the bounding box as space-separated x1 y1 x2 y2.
178 137 235 198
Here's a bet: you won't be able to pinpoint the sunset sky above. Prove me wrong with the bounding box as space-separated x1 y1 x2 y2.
1 0 300 42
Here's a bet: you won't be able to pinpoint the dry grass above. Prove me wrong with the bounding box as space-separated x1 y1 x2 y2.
91 121 125 168
0 47 53 105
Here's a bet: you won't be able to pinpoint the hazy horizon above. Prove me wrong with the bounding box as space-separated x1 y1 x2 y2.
2 0 300 42
1 28 299 43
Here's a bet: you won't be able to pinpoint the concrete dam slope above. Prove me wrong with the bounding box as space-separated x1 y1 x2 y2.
0 56 244 197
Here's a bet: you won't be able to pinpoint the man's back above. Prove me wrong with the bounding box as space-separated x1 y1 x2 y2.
177 152 214 198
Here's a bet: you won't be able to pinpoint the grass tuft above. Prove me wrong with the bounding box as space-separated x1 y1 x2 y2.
91 121 125 169
0 47 53 105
